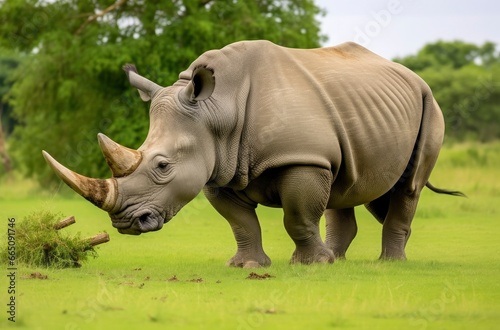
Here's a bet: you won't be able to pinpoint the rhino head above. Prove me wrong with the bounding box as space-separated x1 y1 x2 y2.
43 64 217 235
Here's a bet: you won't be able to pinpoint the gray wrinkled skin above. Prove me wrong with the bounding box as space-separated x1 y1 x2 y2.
107 87 217 235
45 40 463 267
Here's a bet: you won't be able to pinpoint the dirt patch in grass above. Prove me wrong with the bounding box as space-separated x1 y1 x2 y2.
22 272 48 280
166 275 203 283
167 275 178 282
118 281 146 289
246 272 274 280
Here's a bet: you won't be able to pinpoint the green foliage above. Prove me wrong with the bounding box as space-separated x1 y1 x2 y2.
0 48 19 98
0 210 97 268
395 40 500 141
394 40 500 71
0 0 325 185
435 142 500 168
0 48 19 169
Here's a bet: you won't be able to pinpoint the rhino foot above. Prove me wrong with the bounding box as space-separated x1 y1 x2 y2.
226 251 271 268
379 251 407 261
290 245 335 265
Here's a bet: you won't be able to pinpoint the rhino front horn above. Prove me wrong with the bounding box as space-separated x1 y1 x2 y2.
42 151 117 212
97 133 142 177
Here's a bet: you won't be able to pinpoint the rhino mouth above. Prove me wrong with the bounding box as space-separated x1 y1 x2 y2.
111 209 170 235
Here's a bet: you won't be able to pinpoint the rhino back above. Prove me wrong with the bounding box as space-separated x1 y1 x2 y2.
187 41 430 205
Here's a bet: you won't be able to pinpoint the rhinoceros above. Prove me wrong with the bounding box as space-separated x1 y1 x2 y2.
43 40 463 267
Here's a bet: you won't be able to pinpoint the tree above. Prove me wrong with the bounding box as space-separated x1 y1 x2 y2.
0 0 326 185
0 48 19 174
395 40 500 141
419 65 500 141
394 40 500 71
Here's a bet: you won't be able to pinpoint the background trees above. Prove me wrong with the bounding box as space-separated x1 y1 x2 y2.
0 48 19 175
0 1 499 185
394 40 500 141
0 0 325 184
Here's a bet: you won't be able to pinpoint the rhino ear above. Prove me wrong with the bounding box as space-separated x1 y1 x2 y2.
123 64 162 102
182 67 215 102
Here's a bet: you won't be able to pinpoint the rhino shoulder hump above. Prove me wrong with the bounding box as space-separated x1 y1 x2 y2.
319 42 385 62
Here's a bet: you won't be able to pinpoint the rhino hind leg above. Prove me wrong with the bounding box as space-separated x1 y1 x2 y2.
365 189 415 259
203 187 271 268
380 91 445 260
324 208 357 259
278 166 335 264
379 188 418 260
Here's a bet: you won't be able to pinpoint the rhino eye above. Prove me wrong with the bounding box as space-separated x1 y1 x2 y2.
158 161 169 171
151 156 173 183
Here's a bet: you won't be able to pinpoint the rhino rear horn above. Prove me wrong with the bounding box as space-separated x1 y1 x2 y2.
123 64 162 102
42 151 117 212
97 133 142 177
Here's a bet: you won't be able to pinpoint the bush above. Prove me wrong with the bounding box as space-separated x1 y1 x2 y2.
1 211 98 268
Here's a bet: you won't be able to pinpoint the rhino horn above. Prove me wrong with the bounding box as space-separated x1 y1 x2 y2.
97 133 142 177
42 151 117 212
123 64 162 102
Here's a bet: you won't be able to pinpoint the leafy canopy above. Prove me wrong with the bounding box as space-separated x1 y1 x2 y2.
395 40 500 142
0 0 326 185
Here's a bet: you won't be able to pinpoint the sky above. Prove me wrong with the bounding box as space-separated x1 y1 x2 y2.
315 0 500 59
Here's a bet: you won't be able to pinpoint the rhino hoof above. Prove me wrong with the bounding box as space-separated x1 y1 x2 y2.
242 261 261 269
290 246 335 265
226 253 271 268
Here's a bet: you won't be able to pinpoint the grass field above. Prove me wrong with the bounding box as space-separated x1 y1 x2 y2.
1 143 499 329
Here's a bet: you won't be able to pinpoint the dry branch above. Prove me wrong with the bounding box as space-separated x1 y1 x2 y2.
87 232 110 247
75 0 127 35
53 216 76 230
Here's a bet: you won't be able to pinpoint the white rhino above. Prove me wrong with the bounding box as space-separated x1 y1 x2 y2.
43 40 463 267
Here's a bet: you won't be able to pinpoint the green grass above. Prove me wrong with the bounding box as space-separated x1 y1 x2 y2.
1 143 499 329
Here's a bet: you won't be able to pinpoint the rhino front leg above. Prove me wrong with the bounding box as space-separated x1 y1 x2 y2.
324 208 357 259
278 166 335 264
204 187 271 268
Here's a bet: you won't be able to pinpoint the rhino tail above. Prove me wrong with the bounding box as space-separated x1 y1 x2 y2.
425 182 466 197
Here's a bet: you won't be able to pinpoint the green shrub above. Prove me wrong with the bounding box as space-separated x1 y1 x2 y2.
1 210 97 268
439 142 500 168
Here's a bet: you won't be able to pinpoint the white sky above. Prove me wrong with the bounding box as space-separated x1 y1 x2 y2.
315 0 500 59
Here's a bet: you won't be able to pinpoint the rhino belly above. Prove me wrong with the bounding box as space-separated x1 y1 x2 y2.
327 139 415 209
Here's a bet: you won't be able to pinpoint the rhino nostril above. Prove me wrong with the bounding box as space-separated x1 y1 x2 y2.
139 213 151 223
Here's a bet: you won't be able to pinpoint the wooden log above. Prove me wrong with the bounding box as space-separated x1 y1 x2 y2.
86 232 110 247
53 216 76 230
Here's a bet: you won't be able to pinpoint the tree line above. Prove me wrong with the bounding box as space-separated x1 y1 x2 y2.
0 1 499 185
394 40 500 142
0 0 325 183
